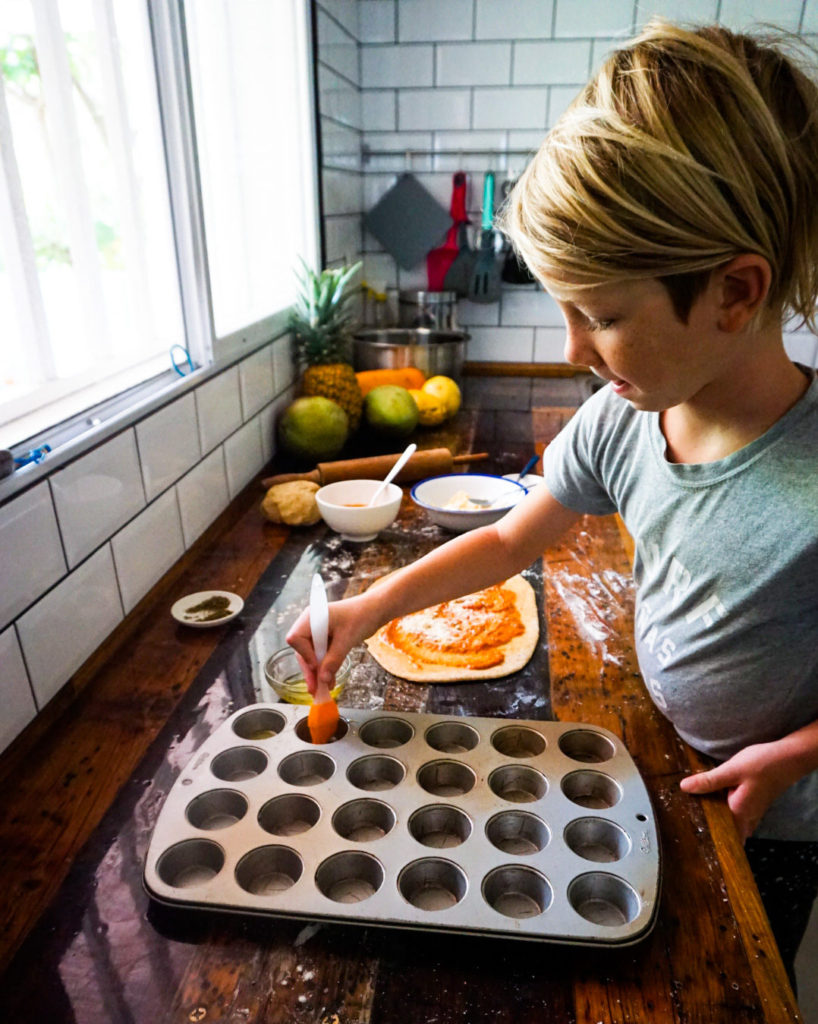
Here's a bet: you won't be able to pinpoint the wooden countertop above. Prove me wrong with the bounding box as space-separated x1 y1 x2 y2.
0 377 801 1023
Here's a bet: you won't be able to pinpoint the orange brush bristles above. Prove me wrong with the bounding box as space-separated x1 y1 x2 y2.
307 692 339 744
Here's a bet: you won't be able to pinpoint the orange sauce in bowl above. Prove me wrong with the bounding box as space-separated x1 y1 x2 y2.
343 503 366 507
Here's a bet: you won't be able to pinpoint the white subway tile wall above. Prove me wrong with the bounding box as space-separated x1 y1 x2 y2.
476 0 554 39
239 345 276 420
718 0 804 31
398 87 472 131
554 0 634 38
317 0 818 369
51 430 146 570
513 40 592 85
318 1 365 272
196 365 243 456
224 417 265 499
271 335 296 392
17 545 124 708
136 393 201 503
0 482 66 630
176 446 231 549
466 325 535 362
111 488 186 615
318 7 361 84
0 336 290 753
400 0 474 42
436 43 512 87
634 0 718 21
358 0 395 43
0 627 37 751
362 44 434 87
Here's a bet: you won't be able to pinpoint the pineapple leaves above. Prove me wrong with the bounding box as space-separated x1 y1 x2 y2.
288 258 363 368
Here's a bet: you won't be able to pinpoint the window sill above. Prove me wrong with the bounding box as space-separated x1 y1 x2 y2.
0 319 291 507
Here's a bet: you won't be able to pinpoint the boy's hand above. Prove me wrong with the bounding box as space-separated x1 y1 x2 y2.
680 741 797 841
286 594 382 696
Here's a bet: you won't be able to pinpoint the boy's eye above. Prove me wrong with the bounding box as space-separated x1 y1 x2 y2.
588 318 615 331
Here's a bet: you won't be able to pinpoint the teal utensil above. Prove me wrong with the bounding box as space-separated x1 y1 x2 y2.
468 172 502 303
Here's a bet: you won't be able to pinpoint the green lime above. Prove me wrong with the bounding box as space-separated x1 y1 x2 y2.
363 385 420 438
278 396 349 461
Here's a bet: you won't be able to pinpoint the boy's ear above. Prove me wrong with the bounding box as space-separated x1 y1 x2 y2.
716 255 772 332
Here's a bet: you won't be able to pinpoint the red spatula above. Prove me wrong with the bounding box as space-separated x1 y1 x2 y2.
307 573 339 744
426 172 468 291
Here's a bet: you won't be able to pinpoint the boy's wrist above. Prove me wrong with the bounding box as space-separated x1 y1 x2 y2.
755 728 818 790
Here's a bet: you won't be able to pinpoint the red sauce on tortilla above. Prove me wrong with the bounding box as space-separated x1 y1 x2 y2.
379 584 524 669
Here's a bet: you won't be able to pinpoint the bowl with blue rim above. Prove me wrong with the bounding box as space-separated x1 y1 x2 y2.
410 473 528 533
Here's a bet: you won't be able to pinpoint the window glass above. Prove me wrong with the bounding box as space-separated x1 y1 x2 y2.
0 0 184 442
0 0 317 453
185 0 318 340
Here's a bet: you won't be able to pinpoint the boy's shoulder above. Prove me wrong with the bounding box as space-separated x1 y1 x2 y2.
783 365 818 437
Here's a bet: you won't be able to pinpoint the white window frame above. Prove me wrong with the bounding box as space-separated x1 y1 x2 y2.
0 0 320 494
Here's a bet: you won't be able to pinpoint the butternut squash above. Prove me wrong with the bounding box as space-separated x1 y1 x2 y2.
355 367 426 396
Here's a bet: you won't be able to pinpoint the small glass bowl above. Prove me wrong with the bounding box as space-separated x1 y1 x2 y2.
264 647 351 705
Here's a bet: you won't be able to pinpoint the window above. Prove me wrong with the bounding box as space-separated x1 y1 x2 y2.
185 0 319 345
0 0 318 451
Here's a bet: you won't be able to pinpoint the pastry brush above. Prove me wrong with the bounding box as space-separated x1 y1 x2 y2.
307 573 339 744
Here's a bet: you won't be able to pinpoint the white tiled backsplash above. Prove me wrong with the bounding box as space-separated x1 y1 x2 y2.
317 0 818 366
4 0 818 760
0 336 296 754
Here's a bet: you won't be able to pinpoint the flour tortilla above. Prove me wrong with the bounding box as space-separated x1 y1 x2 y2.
365 574 539 683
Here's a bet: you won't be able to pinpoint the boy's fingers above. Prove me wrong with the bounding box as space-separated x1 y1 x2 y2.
316 650 344 688
726 788 760 840
287 634 316 669
294 652 317 696
680 765 735 794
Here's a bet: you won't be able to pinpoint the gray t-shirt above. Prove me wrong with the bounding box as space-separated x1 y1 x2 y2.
543 370 818 840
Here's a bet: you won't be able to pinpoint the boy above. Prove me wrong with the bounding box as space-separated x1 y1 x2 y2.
288 22 818 988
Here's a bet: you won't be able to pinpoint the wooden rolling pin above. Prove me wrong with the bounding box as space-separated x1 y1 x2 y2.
262 448 488 488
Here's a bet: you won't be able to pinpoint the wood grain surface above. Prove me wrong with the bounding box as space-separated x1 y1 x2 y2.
0 379 802 1023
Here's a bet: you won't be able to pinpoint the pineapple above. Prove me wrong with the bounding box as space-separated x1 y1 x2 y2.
289 260 364 431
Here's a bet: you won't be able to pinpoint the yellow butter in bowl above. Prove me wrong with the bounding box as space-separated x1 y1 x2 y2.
443 490 484 511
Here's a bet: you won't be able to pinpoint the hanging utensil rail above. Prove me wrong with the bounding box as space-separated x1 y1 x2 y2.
362 144 535 164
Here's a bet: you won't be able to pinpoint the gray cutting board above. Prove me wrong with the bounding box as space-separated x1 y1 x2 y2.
364 174 452 269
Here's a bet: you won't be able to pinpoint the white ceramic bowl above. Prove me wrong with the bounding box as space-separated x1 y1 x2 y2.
315 479 403 541
411 473 528 533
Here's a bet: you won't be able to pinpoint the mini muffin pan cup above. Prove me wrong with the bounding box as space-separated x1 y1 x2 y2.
144 705 661 946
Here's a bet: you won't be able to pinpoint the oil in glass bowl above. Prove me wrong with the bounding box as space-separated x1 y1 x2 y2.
264 647 350 705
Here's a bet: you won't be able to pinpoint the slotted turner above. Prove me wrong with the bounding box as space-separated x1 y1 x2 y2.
468 171 502 304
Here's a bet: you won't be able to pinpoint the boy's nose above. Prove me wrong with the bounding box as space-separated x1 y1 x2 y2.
563 323 597 370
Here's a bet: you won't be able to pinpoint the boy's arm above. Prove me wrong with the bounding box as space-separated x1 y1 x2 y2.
286 484 581 692
681 717 818 840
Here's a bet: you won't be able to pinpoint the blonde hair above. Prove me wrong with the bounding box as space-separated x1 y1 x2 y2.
501 21 818 329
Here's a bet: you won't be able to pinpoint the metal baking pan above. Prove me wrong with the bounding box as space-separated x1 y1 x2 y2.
144 706 661 946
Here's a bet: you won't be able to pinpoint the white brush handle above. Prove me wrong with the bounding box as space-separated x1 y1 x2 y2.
309 573 330 701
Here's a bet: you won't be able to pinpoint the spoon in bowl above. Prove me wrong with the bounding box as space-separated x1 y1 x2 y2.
367 442 417 507
307 572 339 744
516 454 540 481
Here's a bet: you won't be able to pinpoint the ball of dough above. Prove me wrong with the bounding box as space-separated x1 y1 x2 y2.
261 481 321 525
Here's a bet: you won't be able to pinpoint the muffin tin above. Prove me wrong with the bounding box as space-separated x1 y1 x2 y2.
143 706 660 946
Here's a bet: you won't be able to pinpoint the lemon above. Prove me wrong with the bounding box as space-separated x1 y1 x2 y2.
422 375 461 417
408 388 447 427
